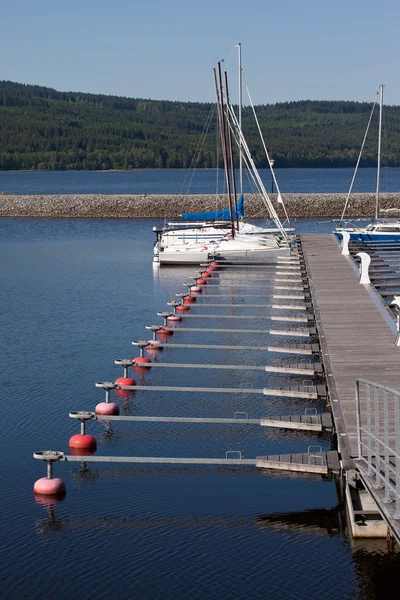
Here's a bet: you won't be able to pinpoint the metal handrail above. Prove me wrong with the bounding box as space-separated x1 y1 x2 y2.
356 378 400 517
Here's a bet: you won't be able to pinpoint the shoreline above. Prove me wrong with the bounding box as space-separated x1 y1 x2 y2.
1 193 400 218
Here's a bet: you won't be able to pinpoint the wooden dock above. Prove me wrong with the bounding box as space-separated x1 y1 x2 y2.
70 410 333 432
256 450 340 475
300 234 400 467
34 449 340 475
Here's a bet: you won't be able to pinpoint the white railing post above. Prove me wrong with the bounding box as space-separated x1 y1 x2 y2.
341 231 351 255
391 297 400 346
356 252 371 284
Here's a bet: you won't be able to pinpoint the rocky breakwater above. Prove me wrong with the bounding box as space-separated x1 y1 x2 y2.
1 193 400 218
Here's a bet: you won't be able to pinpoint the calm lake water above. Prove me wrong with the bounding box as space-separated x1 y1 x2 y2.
1 167 400 195
1 216 400 600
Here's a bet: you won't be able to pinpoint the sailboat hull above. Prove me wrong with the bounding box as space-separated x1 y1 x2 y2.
335 231 400 242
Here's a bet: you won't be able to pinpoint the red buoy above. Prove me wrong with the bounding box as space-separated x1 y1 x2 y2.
207 266 216 272
183 295 196 304
69 447 97 456
33 477 66 496
69 434 97 451
115 377 136 386
176 304 190 312
133 356 151 364
167 315 182 322
210 261 219 266
196 278 207 285
95 402 120 415
201 271 211 278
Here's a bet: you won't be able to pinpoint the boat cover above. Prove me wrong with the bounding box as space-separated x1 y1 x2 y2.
181 195 244 221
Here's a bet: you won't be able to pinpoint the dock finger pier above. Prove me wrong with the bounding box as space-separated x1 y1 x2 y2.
34 234 400 545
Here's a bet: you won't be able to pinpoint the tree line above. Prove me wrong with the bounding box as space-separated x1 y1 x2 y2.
1 80 399 171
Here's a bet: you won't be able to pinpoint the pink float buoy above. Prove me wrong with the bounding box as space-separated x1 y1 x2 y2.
33 477 66 496
146 340 162 351
190 286 202 293
167 315 182 322
95 402 120 415
34 493 64 506
158 326 174 336
69 434 97 451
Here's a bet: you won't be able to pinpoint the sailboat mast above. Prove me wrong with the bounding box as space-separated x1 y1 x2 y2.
224 71 239 230
217 62 235 238
375 84 384 220
236 43 243 195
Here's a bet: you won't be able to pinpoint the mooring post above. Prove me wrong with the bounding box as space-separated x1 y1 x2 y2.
132 341 149 358
391 297 400 346
145 325 163 341
356 252 371 284
115 359 134 378
341 231 351 256
95 382 117 403
167 301 180 315
157 312 173 327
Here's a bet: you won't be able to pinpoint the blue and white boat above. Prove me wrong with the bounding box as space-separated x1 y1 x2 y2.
334 85 400 243
335 220 400 242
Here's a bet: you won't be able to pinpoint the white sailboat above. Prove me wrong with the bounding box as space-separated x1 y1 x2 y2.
154 50 293 264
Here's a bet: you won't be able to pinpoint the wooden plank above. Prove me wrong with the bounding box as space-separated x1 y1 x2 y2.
301 234 400 470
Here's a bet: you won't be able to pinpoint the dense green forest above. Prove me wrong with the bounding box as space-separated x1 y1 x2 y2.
1 80 400 170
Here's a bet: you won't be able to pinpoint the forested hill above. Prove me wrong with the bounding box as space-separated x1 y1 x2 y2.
1 80 400 171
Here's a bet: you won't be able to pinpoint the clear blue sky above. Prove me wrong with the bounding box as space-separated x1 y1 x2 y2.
1 0 399 106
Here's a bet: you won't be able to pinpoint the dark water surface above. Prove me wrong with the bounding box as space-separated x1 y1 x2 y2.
1 218 399 600
1 167 400 195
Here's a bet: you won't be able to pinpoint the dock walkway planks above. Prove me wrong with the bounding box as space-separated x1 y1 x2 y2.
301 234 400 468
256 450 340 474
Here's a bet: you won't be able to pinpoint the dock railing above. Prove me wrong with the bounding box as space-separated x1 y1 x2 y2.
356 378 400 518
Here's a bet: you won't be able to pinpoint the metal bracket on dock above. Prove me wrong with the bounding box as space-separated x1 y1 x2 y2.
226 451 242 460
234 412 249 420
308 445 324 465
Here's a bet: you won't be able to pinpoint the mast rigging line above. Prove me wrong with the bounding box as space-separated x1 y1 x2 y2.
179 103 216 197
243 77 290 224
225 100 289 243
225 106 279 222
376 84 384 220
341 90 379 220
